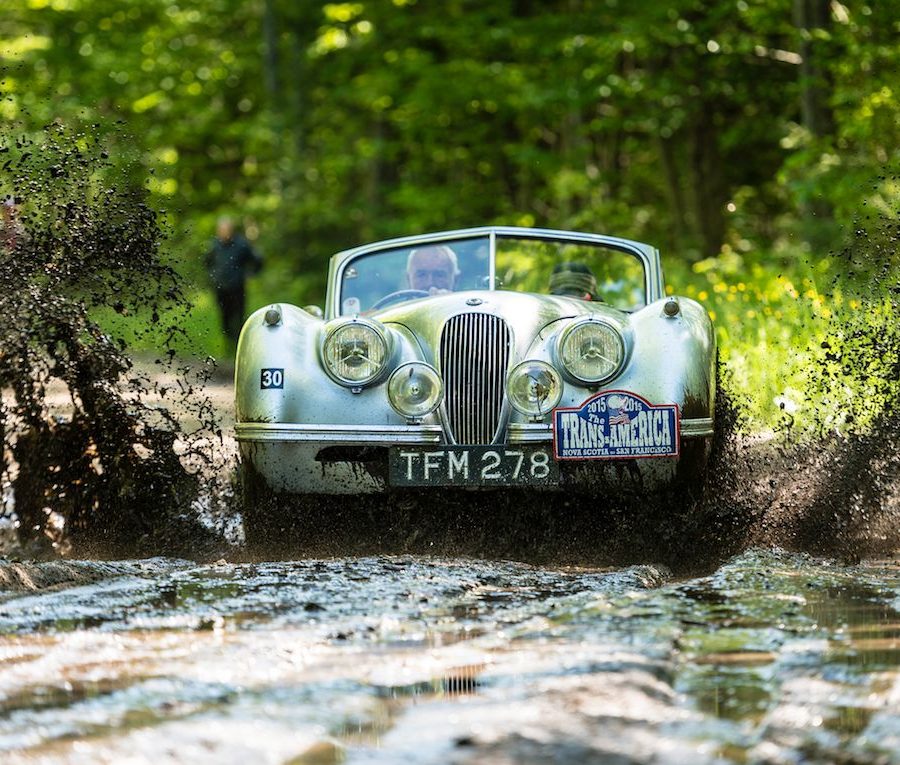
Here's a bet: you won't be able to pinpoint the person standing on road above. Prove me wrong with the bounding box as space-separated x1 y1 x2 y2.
205 216 262 347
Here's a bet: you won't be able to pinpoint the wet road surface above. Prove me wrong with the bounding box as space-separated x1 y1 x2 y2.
0 549 898 764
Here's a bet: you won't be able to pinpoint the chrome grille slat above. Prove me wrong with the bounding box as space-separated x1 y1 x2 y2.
473 315 480 442
440 313 511 445
490 316 495 438
486 314 493 441
464 314 471 444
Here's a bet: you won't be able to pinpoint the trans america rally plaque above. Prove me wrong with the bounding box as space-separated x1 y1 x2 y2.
552 390 679 460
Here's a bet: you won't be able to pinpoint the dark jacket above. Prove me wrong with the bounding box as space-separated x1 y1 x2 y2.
205 234 262 290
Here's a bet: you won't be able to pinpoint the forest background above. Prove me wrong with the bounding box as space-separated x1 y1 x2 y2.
1 0 897 430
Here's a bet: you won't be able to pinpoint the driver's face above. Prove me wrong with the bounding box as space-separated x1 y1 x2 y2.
408 248 455 292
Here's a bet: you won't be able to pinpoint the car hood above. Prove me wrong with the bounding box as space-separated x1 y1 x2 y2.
370 290 629 360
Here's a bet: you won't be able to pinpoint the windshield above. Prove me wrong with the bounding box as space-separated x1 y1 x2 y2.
339 236 490 315
338 234 647 315
495 237 647 311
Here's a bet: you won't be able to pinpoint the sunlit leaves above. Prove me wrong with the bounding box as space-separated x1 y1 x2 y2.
1 0 898 414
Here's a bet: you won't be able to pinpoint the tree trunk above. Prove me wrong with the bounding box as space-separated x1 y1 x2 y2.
690 114 728 258
793 0 834 231
262 0 279 105
657 134 688 247
793 0 834 138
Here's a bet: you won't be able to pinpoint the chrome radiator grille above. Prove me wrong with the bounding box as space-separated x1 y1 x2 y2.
439 313 512 444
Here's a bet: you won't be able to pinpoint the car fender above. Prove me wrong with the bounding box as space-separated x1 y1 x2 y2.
516 297 715 420
235 304 436 427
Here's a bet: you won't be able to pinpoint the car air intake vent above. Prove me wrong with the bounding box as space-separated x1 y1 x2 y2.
439 313 512 445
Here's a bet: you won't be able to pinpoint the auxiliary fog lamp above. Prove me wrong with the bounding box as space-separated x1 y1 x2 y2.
388 362 443 421
506 360 563 419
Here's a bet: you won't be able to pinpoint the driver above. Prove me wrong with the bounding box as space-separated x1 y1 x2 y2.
406 245 459 294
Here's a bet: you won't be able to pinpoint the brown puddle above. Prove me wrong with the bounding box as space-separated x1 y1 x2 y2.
0 552 894 763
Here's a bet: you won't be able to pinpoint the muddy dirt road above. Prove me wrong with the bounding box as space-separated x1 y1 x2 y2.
1 550 898 764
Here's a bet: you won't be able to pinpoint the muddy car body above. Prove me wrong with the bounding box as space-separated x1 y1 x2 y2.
235 227 715 527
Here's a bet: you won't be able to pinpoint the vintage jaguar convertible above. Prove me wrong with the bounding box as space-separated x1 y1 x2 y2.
235 227 715 540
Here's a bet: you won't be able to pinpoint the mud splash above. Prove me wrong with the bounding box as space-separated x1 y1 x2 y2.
0 124 224 559
742 212 900 560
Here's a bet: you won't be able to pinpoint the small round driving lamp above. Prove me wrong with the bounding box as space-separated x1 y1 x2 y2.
507 360 563 419
322 319 389 387
558 319 624 384
388 362 443 421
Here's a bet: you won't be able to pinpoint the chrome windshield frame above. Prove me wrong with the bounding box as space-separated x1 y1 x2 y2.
324 226 663 320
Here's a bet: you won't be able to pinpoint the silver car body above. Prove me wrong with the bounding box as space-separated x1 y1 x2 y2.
235 227 715 495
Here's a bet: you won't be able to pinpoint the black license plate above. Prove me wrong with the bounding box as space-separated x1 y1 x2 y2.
389 446 559 487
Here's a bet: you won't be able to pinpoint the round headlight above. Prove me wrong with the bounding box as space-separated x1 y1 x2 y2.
388 362 443 420
558 320 624 384
323 320 389 386
507 360 563 417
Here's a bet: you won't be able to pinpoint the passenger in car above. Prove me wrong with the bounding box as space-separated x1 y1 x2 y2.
549 262 597 301
406 245 459 294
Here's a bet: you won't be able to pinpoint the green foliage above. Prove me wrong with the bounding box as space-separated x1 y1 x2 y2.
2 0 898 432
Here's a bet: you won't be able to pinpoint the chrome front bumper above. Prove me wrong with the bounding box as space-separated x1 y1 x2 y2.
236 418 714 495
235 418 714 444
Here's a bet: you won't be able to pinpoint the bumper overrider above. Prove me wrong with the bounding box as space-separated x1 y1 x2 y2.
235 418 714 495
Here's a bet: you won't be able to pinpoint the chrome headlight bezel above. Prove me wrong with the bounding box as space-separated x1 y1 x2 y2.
556 318 625 385
506 359 564 418
321 318 391 388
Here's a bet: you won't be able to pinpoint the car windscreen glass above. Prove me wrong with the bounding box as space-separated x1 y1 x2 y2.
495 237 647 310
339 236 490 315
